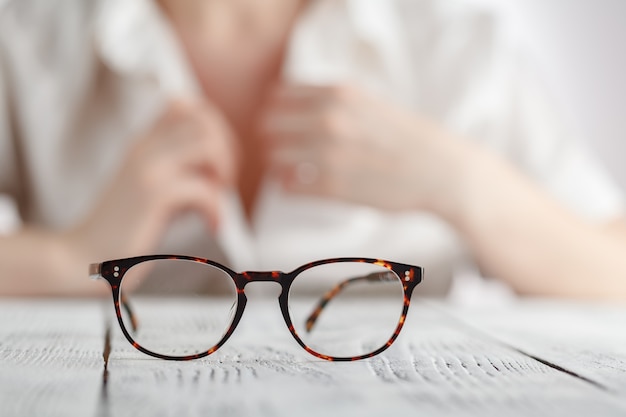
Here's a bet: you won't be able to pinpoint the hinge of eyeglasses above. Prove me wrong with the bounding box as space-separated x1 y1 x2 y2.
89 263 102 280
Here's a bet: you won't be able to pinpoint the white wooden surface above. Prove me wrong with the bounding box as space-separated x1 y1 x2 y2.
0 300 104 417
1 297 626 417
445 300 626 395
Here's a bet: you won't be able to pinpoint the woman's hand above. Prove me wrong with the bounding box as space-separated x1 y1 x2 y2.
65 98 238 264
259 83 472 213
259 84 626 301
0 97 239 297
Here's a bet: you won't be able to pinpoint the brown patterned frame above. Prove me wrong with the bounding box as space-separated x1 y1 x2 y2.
89 255 423 361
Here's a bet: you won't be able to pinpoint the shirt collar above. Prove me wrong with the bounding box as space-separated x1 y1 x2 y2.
93 0 412 102
93 0 200 96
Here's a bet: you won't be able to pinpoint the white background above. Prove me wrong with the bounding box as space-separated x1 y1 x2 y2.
501 0 626 189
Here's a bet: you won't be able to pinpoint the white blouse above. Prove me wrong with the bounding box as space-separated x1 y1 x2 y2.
0 0 623 294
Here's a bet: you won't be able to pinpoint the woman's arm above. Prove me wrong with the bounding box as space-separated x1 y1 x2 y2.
260 83 626 299
0 99 237 297
0 229 101 296
449 143 626 299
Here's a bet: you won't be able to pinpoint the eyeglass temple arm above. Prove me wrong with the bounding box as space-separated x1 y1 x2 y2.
304 271 398 333
89 263 140 333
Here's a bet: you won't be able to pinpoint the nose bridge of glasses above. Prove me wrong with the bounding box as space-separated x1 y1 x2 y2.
240 270 285 285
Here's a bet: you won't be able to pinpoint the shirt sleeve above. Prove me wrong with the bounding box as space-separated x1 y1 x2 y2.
0 15 23 233
0 28 19 200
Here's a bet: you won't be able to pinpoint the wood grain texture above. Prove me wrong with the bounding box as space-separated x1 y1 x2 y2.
0 299 106 417
443 299 626 395
2 298 626 417
100 298 626 417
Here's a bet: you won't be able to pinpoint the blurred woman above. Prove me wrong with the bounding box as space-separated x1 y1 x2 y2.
1 0 625 298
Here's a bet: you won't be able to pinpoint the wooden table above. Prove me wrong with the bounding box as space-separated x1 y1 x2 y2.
1 296 626 416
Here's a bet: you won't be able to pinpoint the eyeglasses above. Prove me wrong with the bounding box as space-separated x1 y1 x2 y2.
89 255 423 361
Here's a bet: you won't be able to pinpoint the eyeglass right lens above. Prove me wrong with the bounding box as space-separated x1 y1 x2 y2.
288 261 405 359
118 259 238 358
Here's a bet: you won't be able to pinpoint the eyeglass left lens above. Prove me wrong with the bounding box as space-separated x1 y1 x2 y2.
119 259 237 358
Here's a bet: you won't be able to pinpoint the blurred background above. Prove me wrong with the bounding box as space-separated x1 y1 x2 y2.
501 0 626 188
1 0 625 231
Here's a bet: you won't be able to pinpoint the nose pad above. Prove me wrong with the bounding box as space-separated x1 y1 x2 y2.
243 281 282 299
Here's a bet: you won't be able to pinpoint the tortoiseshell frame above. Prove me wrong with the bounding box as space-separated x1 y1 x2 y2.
90 255 423 362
